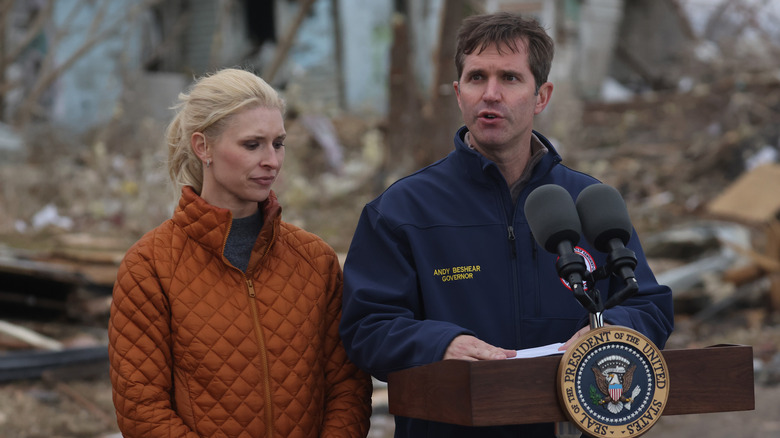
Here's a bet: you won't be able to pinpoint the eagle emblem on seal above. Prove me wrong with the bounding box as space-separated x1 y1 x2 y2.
591 355 642 414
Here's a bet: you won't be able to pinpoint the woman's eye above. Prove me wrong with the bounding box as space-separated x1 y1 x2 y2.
273 142 285 149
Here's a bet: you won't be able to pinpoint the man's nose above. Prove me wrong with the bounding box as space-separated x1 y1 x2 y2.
482 78 501 102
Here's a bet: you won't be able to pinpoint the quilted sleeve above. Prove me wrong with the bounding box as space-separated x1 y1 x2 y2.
320 250 373 437
108 236 199 438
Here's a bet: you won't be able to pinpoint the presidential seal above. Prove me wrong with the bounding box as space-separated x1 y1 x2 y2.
557 326 669 437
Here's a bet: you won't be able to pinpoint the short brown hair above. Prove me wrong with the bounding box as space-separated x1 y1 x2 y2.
455 12 554 93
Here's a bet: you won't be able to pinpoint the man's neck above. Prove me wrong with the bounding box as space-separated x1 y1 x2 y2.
465 131 532 186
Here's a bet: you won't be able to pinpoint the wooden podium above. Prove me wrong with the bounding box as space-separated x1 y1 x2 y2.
387 344 754 427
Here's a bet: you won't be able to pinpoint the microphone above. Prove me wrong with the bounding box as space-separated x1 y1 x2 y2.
575 184 638 308
524 184 588 293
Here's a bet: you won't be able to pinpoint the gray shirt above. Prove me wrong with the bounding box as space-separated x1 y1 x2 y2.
224 209 263 272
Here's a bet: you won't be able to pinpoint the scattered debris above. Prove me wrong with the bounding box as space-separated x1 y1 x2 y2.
0 345 108 382
30 204 74 232
708 163 780 224
0 122 23 154
301 114 345 173
44 373 116 428
706 163 780 312
0 320 63 351
0 247 114 322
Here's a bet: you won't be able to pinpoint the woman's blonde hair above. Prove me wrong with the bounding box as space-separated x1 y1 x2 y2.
166 68 286 194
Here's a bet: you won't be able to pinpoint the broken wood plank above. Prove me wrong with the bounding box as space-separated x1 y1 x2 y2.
0 320 63 351
0 252 87 284
724 241 780 273
707 163 780 225
723 263 766 286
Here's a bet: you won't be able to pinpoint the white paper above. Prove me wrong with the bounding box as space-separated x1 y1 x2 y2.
510 342 565 359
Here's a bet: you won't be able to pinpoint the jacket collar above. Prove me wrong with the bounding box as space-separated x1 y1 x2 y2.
452 126 562 185
173 186 282 260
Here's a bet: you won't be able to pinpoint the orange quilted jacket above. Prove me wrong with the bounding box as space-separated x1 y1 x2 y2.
109 187 372 437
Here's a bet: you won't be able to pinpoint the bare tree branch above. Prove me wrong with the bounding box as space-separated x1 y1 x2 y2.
262 0 317 84
2 1 54 65
15 0 164 127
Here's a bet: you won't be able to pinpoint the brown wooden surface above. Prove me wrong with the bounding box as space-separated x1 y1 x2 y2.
387 344 754 426
663 345 755 415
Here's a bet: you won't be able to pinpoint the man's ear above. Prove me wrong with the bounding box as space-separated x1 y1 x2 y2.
534 82 553 115
454 81 463 113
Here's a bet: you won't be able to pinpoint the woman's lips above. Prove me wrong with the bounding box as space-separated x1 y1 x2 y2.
251 176 275 185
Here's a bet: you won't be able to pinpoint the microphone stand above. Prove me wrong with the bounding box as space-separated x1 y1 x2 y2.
589 311 604 330
577 244 639 329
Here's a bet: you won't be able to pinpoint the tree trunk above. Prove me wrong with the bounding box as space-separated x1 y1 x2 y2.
383 10 421 189
416 0 467 168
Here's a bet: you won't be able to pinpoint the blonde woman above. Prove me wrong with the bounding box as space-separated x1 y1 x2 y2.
109 68 372 437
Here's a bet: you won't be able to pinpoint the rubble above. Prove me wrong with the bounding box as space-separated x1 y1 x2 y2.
0 320 63 351
0 345 108 382
705 163 780 311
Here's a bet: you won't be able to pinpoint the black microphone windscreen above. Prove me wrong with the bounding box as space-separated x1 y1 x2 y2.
524 184 581 254
575 184 633 252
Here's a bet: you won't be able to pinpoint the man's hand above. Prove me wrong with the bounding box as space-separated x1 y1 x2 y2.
559 326 590 351
443 335 516 361
559 323 612 351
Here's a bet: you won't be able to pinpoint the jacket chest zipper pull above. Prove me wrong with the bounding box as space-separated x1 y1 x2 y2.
508 225 517 258
246 278 256 297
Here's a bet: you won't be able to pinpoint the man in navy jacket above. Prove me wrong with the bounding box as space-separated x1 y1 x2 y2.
340 12 674 438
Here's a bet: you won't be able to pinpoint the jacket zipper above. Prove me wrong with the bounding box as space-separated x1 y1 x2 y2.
246 278 275 437
530 231 541 315
507 225 517 258
244 221 277 437
508 221 522 346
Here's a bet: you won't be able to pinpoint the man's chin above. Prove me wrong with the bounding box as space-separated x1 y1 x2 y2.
469 133 508 150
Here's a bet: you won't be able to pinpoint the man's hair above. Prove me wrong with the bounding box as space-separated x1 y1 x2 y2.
455 12 554 92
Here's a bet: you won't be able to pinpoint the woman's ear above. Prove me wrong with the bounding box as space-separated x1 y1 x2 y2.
191 132 210 163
